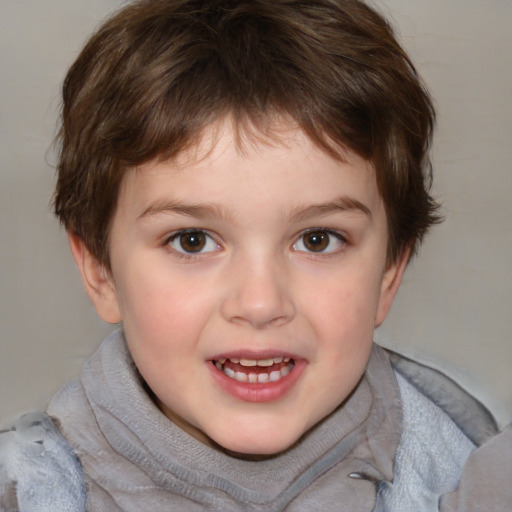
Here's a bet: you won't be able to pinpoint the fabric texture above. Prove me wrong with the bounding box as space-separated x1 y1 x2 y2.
45 330 403 512
1 329 509 511
387 351 499 446
375 374 475 511
439 424 512 511
0 412 86 512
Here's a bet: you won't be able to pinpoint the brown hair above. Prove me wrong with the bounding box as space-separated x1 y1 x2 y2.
54 0 441 268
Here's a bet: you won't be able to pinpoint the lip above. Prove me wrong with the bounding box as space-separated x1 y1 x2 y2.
208 354 307 403
210 349 298 361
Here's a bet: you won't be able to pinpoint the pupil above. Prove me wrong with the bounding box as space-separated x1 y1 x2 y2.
180 232 205 252
305 231 328 252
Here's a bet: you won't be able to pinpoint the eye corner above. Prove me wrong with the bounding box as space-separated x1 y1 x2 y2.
166 229 221 257
292 228 347 255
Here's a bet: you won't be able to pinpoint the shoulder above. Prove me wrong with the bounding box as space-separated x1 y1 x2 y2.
394 373 475 486
387 350 499 445
376 349 507 512
0 411 87 512
377 371 477 511
439 423 512 511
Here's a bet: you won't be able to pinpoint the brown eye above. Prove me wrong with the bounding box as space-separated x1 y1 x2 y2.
293 230 345 254
179 232 206 252
303 231 329 252
169 230 219 254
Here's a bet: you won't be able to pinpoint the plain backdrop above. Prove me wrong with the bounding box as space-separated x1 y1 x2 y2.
1 0 511 427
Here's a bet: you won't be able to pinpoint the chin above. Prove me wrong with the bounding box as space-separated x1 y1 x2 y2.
209 424 305 458
217 440 297 460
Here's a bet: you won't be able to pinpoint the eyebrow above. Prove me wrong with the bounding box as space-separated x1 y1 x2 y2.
286 196 372 222
138 201 229 221
137 196 371 222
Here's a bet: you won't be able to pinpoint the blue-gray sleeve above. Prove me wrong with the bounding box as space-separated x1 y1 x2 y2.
439 424 512 511
0 412 86 512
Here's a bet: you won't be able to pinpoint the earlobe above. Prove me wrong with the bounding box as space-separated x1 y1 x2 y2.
67 232 122 324
375 247 410 327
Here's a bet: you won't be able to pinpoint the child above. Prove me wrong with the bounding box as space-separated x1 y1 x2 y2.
1 0 510 510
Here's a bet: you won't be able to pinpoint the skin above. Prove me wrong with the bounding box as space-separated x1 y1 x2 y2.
69 119 408 456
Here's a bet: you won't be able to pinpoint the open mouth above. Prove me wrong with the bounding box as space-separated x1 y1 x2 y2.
212 357 296 384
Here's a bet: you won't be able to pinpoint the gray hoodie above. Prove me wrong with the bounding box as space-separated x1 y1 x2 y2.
1 330 510 511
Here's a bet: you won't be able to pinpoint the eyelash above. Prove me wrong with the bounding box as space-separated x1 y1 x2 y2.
164 229 221 259
163 228 348 259
292 228 348 255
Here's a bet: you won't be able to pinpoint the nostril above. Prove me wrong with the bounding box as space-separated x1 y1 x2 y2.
229 313 293 330
221 292 296 328
219 263 296 328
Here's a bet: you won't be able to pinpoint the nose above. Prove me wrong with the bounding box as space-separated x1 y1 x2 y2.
220 254 296 329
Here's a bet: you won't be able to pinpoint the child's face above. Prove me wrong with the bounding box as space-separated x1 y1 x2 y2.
77 120 407 455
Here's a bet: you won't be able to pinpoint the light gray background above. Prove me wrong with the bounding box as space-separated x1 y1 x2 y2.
1 1 511 427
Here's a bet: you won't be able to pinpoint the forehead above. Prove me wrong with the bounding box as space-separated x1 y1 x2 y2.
116 118 382 220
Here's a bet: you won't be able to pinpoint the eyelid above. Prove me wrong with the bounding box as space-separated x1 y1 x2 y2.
292 228 347 254
165 228 221 256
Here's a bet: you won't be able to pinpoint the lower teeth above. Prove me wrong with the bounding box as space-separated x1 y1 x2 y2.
215 361 293 383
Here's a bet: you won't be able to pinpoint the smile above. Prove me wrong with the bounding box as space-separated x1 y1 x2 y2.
213 357 296 384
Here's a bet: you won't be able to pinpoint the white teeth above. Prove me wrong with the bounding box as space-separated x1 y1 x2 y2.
224 367 236 379
235 372 248 383
215 356 295 383
220 363 294 383
240 359 257 367
269 370 281 382
281 365 291 377
257 373 269 383
229 357 289 367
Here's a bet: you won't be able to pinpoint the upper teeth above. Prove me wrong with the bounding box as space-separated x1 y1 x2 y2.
218 357 290 367
216 359 295 384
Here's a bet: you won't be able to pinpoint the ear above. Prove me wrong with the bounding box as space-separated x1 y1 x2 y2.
375 247 410 327
67 231 121 324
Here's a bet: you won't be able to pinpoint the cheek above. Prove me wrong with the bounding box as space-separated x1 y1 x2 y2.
117 271 212 392
308 271 382 336
301 270 382 389
116 264 216 349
